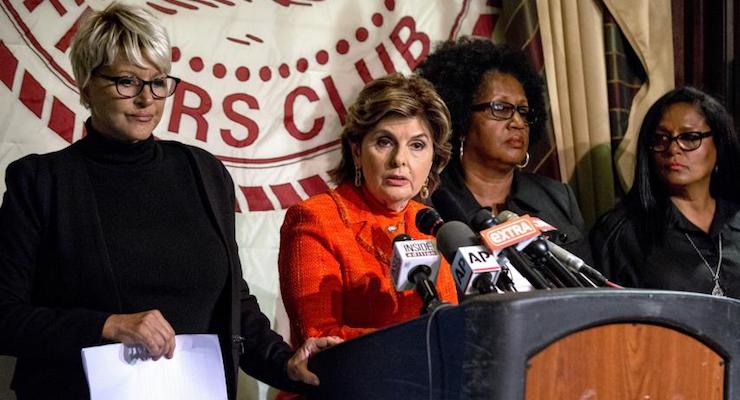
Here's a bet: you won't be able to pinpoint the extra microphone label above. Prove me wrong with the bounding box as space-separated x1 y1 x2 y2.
480 216 540 252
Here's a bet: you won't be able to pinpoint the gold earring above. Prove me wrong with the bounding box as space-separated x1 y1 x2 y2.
354 166 362 187
420 178 430 199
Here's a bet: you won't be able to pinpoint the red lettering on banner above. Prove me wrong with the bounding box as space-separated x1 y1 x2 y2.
20 71 45 118
375 43 397 74
284 86 324 140
354 60 374 84
390 16 430 70
220 93 260 147
0 41 19 89
169 80 212 142
270 183 302 209
299 175 330 197
48 97 75 143
322 76 347 125
239 186 274 211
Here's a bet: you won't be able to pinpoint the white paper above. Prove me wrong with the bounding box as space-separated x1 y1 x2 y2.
81 334 227 400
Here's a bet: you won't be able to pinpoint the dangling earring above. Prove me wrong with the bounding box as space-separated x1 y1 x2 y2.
714 164 720 174
420 178 430 199
354 165 362 187
459 137 465 163
516 152 530 169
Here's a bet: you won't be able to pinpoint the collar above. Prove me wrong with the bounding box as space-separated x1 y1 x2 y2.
668 198 740 236
440 157 542 215
79 118 158 168
330 183 424 265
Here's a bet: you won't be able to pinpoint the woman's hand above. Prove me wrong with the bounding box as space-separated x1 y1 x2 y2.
287 336 344 385
102 310 176 360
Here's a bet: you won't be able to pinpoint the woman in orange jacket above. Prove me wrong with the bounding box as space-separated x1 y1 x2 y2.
278 73 458 346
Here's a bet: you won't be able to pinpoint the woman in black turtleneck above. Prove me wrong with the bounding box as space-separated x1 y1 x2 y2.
0 4 339 400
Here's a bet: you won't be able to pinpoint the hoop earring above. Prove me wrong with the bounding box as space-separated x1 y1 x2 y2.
354 166 362 187
459 137 465 163
516 152 530 169
420 178 430 199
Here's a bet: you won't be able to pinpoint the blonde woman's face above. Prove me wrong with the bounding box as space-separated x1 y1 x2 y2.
84 53 166 143
352 116 434 211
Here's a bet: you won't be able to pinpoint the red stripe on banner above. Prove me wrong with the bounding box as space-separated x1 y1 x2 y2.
163 0 198 10
0 41 19 89
471 14 496 38
22 0 41 12
234 199 241 213
55 7 91 53
270 183 303 209
147 2 177 14
239 186 274 211
48 97 75 143
19 71 45 118
299 175 330 197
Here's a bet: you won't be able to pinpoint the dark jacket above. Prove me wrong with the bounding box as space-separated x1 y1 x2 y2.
590 199 740 297
0 139 300 399
433 158 592 265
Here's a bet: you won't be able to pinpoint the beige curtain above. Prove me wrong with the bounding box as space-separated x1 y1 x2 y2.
536 0 613 226
603 0 674 191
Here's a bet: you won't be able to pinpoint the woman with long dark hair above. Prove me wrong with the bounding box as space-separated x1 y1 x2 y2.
591 87 740 297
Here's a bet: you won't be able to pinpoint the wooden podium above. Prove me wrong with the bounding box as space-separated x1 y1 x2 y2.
307 289 739 399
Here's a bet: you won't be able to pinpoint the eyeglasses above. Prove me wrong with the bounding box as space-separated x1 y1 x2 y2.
95 73 180 99
649 131 713 152
471 101 535 125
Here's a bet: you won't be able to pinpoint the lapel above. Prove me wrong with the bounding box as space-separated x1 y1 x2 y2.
331 183 420 265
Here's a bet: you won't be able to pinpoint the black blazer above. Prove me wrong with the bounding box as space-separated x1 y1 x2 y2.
0 139 301 399
432 158 592 265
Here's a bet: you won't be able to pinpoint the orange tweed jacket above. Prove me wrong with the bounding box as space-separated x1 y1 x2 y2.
278 182 458 346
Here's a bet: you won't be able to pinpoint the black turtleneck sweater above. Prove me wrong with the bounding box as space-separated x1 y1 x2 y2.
79 123 228 334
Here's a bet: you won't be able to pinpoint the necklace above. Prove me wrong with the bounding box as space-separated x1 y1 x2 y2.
683 232 724 297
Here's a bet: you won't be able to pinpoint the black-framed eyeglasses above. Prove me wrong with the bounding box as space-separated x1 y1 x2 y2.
649 131 713 152
95 73 180 99
471 101 535 125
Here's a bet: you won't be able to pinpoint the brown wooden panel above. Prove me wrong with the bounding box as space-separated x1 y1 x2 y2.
525 323 724 400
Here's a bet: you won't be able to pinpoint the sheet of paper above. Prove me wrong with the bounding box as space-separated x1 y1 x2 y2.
81 334 227 400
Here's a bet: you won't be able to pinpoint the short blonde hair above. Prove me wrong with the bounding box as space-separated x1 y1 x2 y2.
330 73 452 193
70 2 171 108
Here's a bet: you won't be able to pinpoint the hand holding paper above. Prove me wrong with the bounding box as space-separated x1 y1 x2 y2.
82 334 227 400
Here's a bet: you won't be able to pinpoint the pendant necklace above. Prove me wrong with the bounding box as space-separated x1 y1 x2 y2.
683 232 724 297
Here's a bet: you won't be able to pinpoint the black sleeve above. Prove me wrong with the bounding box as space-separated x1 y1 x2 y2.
236 276 307 393
589 207 641 288
208 160 307 393
0 156 110 359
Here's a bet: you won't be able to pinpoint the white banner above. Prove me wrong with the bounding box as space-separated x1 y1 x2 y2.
0 1 498 398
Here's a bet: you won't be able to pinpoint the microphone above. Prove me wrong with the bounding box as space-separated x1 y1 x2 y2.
435 221 501 295
390 234 444 314
415 207 445 236
471 208 553 289
496 210 609 287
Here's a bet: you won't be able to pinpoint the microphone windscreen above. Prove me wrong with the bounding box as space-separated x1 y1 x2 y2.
435 221 479 263
415 208 444 236
393 233 412 243
470 208 496 231
495 210 518 223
